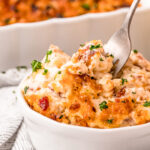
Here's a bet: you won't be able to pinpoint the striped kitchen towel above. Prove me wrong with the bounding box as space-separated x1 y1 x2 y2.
0 67 35 150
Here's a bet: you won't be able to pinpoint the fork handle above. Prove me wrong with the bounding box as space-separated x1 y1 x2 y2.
122 0 140 31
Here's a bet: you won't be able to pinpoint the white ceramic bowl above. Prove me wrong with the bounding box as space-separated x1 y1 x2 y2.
18 75 150 150
1 0 150 71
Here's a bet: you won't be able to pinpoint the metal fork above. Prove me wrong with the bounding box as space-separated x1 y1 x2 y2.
104 0 140 76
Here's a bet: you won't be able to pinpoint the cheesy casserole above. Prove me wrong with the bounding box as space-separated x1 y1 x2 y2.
0 0 133 26
22 40 150 129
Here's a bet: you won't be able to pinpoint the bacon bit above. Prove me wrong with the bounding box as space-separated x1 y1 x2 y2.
29 88 34 91
73 86 79 91
75 116 88 127
48 86 54 92
70 103 80 110
36 87 41 91
116 87 126 97
89 50 96 56
78 55 83 60
82 75 88 81
58 92 62 97
137 75 142 79
50 113 57 120
38 96 49 111
92 107 96 112
97 93 100 96
115 99 120 103
134 64 142 69
137 55 143 60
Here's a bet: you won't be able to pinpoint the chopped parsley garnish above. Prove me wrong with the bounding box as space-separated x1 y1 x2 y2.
24 86 29 94
43 69 48 75
31 60 42 72
132 99 135 103
80 44 85 47
121 100 126 103
59 115 63 119
143 101 150 107
90 44 101 50
121 78 128 85
99 101 108 111
133 49 138 54
110 54 114 58
16 66 27 71
107 119 113 124
54 71 61 79
81 3 90 10
100 57 104 61
45 50 52 63
132 91 136 94
58 71 61 74
12 90 16 94
5 18 10 24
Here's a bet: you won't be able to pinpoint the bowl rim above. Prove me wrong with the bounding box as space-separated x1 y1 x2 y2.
1 3 150 31
17 72 150 134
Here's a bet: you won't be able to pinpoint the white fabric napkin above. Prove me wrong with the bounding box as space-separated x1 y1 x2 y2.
0 67 35 150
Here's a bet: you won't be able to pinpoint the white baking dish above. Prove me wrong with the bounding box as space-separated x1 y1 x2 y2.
0 0 150 71
17 75 150 150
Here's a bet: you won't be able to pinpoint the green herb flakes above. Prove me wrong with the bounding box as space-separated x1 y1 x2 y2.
143 101 150 107
100 57 104 61
81 3 90 10
31 60 42 72
12 90 16 94
16 66 27 71
45 50 52 63
5 18 10 24
43 69 48 75
99 101 108 111
133 49 138 54
58 71 61 74
107 119 113 124
90 44 101 50
110 54 114 58
132 92 136 94
59 115 63 119
24 86 29 94
121 78 128 85
80 44 85 47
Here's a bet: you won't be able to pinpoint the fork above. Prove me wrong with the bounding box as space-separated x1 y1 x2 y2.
104 0 140 76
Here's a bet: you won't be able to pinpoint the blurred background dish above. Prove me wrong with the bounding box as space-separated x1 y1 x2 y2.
0 0 133 26
0 0 150 71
